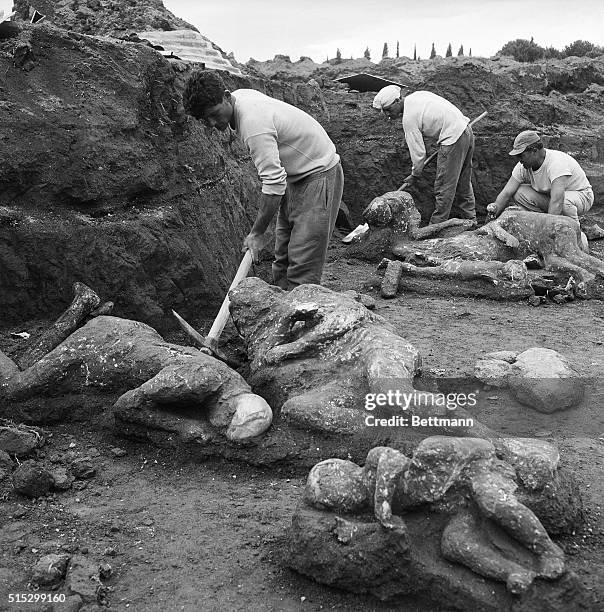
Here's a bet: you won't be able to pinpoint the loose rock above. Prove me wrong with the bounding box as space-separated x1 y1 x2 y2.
509 348 586 413
12 460 54 497
31 553 70 586
0 422 41 456
70 457 96 480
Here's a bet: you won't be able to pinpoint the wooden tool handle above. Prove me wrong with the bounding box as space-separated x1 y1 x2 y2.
469 110 488 127
206 250 253 344
397 111 488 192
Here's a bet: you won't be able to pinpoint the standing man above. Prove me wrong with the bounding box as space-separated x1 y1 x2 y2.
372 85 477 225
183 70 343 291
486 130 593 222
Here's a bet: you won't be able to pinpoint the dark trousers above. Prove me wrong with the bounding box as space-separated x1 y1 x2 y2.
430 126 476 224
273 162 344 290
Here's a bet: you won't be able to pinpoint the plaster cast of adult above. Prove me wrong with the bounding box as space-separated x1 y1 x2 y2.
305 438 566 594
487 130 594 224
183 70 344 290
372 86 477 225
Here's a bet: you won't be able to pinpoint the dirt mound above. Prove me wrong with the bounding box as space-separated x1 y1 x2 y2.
12 0 195 36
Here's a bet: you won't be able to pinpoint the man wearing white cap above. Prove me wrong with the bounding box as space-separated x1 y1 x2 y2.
372 85 476 225
486 130 593 222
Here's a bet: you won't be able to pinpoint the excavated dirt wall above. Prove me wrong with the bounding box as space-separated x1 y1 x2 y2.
0 23 296 330
2 20 604 329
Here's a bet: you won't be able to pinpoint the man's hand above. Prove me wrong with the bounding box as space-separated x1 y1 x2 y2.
486 202 499 218
403 174 417 186
242 232 268 264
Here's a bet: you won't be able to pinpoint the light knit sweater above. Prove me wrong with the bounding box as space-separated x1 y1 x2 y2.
232 89 339 196
402 91 469 174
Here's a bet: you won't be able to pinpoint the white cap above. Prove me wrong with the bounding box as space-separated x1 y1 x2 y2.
372 85 402 110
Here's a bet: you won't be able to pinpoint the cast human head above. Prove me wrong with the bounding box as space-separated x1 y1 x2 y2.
373 85 403 119
183 70 234 131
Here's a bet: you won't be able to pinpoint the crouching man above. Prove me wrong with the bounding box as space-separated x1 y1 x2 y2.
487 130 594 224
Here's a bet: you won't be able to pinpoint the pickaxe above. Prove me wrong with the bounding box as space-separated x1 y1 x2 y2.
172 249 253 367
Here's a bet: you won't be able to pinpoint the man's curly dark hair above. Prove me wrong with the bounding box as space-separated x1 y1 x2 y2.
183 70 226 119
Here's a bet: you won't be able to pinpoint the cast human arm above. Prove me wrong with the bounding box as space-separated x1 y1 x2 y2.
243 193 282 263
548 176 569 216
487 176 521 217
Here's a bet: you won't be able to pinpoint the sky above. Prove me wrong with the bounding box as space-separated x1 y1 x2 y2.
163 0 604 64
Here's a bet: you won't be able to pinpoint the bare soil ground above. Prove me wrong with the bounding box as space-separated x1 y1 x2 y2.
1 226 603 612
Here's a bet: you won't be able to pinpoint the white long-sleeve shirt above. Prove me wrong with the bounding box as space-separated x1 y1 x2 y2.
402 91 469 174
232 89 339 196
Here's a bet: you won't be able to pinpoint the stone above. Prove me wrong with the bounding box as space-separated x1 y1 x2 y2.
12 460 54 497
0 423 41 456
474 357 513 387
98 563 112 579
70 458 96 480
51 467 75 491
64 555 103 603
380 260 403 298
357 293 377 309
484 350 518 363
287 504 413 601
341 290 377 310
31 553 70 586
508 348 585 413
523 254 544 269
